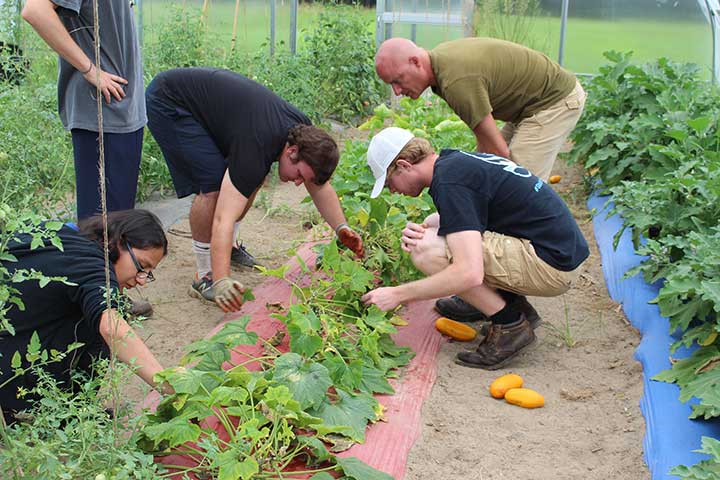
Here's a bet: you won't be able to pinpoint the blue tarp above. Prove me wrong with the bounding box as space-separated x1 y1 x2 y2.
588 192 720 479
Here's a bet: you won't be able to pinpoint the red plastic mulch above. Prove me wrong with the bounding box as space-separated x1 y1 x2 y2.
144 241 446 479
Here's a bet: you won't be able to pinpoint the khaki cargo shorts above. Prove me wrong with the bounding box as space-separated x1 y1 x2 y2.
501 80 586 181
436 229 579 297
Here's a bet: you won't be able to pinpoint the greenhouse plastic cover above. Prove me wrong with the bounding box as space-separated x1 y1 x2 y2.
145 240 445 479
588 192 720 479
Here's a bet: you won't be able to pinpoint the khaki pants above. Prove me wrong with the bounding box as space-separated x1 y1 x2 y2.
418 228 579 297
501 81 586 181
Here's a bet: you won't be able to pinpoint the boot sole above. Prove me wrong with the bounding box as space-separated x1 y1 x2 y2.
454 336 537 370
433 304 488 323
188 286 219 308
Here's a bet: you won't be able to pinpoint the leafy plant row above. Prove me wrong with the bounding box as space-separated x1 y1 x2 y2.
568 51 720 478
138 241 410 480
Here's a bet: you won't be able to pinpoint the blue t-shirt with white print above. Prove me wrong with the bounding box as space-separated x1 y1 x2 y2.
428 149 589 271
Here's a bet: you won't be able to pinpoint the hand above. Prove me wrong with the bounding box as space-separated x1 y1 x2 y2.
401 222 426 252
83 64 128 104
361 286 404 311
337 224 365 258
213 277 246 312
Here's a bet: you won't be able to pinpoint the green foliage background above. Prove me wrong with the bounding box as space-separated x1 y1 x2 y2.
569 51 720 479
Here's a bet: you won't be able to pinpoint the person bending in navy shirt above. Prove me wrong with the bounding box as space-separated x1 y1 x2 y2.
361 127 589 369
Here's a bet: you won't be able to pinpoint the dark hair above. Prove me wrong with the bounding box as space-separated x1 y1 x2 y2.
78 209 168 263
287 124 339 185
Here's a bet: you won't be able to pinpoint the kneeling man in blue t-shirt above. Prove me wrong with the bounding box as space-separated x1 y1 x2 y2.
361 127 590 370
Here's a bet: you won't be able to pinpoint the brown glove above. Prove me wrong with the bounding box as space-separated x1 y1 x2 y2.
336 223 365 258
213 277 245 312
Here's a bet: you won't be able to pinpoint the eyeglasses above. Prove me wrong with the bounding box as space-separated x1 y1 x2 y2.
125 241 155 282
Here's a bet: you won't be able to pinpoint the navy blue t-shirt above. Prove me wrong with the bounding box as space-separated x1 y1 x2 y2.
429 150 589 271
150 68 311 197
0 225 120 411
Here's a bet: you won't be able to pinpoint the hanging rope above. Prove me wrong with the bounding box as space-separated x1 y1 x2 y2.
91 0 120 439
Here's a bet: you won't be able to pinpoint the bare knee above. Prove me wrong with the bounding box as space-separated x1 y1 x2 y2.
408 228 449 275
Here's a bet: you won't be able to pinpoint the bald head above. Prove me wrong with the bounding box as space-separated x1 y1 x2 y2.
375 38 433 99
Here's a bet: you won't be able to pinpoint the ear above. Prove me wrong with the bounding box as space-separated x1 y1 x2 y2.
409 55 421 67
396 159 412 169
287 144 299 162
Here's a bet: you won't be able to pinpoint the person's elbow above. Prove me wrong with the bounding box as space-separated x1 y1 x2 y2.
21 4 37 24
21 0 48 25
98 312 128 343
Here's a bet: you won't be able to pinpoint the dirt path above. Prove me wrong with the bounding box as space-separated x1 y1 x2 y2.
130 160 648 479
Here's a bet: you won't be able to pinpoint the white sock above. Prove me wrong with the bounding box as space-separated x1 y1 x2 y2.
192 239 212 279
232 221 242 249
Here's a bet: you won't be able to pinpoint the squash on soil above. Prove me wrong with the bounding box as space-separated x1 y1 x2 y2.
505 388 545 408
489 373 524 399
549 175 562 184
435 317 477 341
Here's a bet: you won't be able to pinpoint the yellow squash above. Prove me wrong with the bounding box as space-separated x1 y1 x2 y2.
489 373 524 399
505 388 545 408
435 317 477 341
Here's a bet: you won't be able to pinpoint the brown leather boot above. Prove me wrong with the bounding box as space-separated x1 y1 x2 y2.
455 314 536 370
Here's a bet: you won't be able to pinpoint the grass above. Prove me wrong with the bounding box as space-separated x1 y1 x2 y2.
139 1 713 75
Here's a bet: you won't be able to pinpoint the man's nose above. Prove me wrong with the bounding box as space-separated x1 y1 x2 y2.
294 178 304 186
392 84 402 95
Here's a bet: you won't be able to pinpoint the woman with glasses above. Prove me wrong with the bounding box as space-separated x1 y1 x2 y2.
0 209 170 423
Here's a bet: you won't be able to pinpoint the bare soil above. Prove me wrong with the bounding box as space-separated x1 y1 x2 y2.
129 157 648 480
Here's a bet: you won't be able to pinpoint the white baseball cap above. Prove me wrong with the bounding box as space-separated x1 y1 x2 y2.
367 127 414 198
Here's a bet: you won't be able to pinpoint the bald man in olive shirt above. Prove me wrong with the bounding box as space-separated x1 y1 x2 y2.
375 37 586 181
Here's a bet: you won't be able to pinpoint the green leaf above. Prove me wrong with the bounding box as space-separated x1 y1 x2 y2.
309 473 335 480
28 331 41 356
287 305 321 332
143 415 201 447
44 221 64 230
10 351 21 369
272 353 332 409
256 264 289 279
311 390 378 443
210 316 259 347
50 236 64 251
209 386 249 406
242 288 255 302
359 365 394 394
288 323 323 357
217 452 259 480
687 116 711 135
158 367 206 395
335 457 394 480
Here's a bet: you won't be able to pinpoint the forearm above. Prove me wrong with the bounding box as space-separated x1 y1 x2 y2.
475 135 509 159
22 0 93 72
396 263 480 304
100 311 164 389
210 217 235 280
308 182 346 230
473 114 510 159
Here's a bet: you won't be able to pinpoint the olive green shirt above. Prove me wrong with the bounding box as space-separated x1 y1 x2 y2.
429 38 576 128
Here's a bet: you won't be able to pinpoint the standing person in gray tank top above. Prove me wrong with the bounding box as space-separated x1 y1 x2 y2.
22 0 150 317
22 0 146 221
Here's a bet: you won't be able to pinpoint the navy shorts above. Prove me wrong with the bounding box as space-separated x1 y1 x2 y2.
72 127 143 221
146 79 227 198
